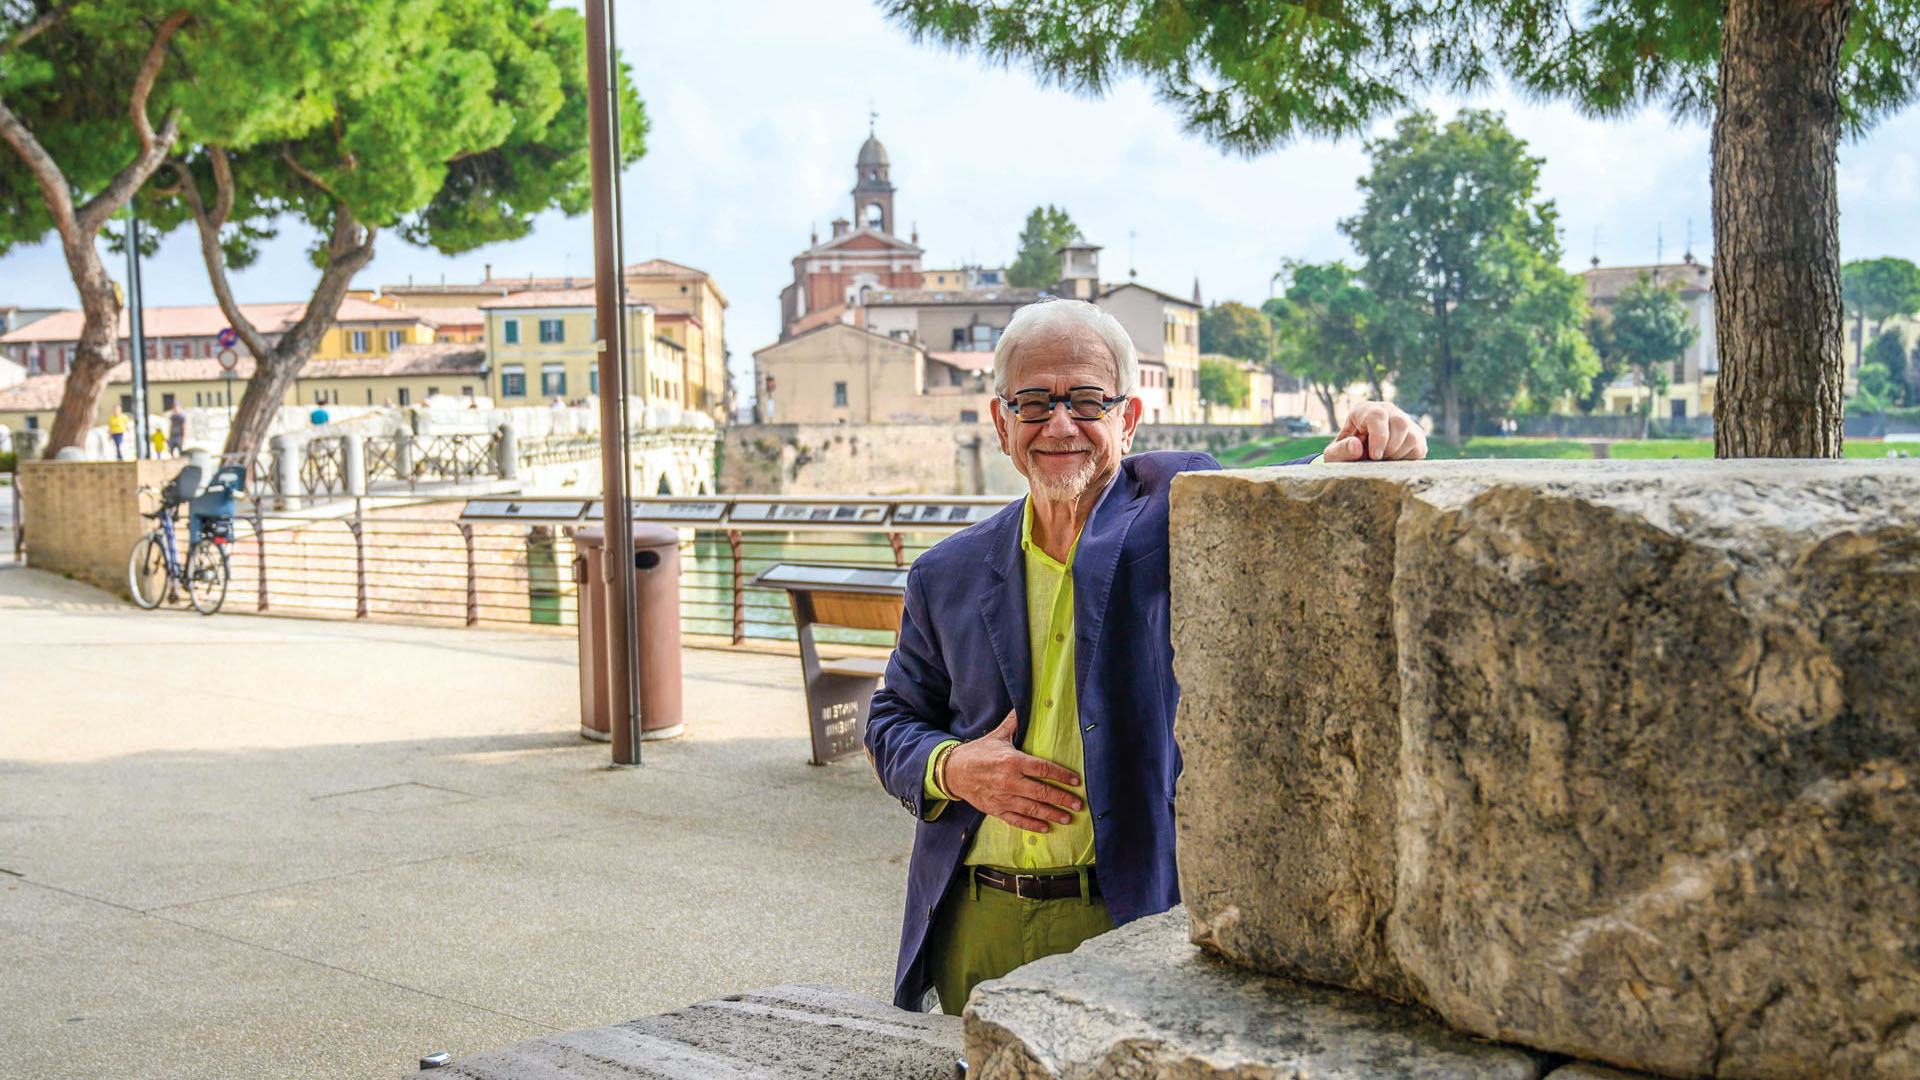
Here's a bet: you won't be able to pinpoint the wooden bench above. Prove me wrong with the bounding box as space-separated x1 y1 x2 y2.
750 563 908 765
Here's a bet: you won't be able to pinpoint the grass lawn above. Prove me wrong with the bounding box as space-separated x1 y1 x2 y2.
1222 435 1915 467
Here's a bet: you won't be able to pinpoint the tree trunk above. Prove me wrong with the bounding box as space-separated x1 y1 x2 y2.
42 241 123 456
1712 0 1851 458
1314 383 1339 432
1434 284 1460 445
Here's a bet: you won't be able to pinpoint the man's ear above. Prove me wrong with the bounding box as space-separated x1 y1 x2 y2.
990 395 1013 457
1117 393 1144 452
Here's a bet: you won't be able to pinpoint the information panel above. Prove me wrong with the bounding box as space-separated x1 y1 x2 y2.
583 499 730 524
728 501 890 527
887 502 1002 528
459 499 590 522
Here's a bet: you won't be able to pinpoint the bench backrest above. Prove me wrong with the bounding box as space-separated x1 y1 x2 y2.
801 589 903 634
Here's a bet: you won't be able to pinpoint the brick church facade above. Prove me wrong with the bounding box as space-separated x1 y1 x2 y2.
777 131 925 340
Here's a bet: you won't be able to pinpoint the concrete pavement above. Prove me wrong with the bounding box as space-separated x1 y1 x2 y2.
0 562 914 1079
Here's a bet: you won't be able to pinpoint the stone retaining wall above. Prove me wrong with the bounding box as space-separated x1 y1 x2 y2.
1169 460 1920 1079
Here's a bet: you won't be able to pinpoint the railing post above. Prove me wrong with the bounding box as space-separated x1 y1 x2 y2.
459 522 477 627
253 501 269 612
349 514 367 619
888 531 905 568
727 528 744 646
11 478 23 563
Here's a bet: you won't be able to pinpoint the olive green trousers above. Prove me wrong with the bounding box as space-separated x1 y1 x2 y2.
925 865 1114 1016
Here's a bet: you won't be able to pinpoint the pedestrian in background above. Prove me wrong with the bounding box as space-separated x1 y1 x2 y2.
167 404 188 455
107 406 130 459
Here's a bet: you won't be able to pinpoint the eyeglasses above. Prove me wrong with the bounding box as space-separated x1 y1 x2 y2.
1000 386 1129 423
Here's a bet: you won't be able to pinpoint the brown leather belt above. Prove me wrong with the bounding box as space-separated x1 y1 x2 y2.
973 866 1099 901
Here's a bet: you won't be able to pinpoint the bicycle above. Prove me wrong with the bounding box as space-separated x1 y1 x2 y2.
129 472 232 615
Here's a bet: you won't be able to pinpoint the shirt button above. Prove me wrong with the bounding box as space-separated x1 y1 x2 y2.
1053 633 1064 642
1026 835 1037 846
1044 698 1053 708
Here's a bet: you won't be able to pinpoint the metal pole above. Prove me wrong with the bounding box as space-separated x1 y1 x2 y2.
587 0 639 766
460 522 477 627
727 528 744 646
127 202 150 459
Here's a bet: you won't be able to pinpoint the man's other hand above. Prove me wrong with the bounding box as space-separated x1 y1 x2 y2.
943 712 1083 833
1324 401 1428 462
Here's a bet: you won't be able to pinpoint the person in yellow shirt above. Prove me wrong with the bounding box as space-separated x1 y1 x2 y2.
866 298 1428 1015
107 407 131 460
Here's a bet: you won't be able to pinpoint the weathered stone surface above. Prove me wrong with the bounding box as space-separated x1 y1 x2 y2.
965 908 1542 1079
410 983 963 1079
1172 460 1920 1080
1545 1066 1663 1080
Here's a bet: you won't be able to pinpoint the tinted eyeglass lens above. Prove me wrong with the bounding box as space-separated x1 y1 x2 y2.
1012 393 1055 421
1067 391 1108 419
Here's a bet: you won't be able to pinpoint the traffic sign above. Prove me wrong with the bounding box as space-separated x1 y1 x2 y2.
216 328 238 350
217 347 238 371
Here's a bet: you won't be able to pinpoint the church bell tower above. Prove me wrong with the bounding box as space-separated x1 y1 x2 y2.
852 122 896 236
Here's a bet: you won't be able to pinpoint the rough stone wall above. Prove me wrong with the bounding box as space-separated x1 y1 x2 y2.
1171 460 1920 1080
721 422 1023 496
16 459 176 596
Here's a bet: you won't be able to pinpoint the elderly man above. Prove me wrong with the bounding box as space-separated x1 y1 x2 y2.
866 298 1426 1015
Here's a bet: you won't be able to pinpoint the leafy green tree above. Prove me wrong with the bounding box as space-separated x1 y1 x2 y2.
1197 356 1249 411
146 0 645 461
1263 260 1395 422
1842 258 1920 373
1340 111 1595 444
1609 275 1701 437
1579 313 1624 415
1199 301 1271 363
882 0 1920 458
1006 204 1078 288
1854 329 1913 409
1 4 201 455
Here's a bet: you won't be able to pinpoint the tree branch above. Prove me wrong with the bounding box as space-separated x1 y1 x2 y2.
281 144 337 196
0 94 80 248
73 9 191 235
173 148 274 362
0 0 74 59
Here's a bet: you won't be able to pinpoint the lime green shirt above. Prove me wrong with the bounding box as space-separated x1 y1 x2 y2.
922 498 1094 869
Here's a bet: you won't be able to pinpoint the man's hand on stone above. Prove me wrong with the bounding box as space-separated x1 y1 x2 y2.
942 711 1082 833
1324 401 1428 463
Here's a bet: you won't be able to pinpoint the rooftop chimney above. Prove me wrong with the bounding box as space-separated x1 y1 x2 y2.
831 218 851 238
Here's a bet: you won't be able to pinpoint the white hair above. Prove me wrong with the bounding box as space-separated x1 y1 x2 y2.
992 299 1138 399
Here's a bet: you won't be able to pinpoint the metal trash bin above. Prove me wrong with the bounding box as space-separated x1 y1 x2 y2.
568 524 685 743
525 525 564 626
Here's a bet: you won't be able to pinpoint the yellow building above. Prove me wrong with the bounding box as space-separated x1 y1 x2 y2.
479 260 730 418
480 288 683 407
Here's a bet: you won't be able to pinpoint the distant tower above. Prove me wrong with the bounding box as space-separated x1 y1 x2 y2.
853 117 896 235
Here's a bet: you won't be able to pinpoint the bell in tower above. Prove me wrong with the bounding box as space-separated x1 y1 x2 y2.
853 122 896 235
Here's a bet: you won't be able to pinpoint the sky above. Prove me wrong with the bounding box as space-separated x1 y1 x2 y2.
5 0 1919 400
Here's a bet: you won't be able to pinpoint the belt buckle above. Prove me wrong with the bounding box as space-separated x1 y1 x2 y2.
1013 874 1041 900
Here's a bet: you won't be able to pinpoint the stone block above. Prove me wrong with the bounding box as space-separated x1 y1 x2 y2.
965 907 1543 1079
1172 460 1920 1079
1545 1067 1662 1080
410 983 962 1079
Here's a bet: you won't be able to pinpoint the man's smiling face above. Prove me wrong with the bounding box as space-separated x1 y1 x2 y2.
992 323 1140 504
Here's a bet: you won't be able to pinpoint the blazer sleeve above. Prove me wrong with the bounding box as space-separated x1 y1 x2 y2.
867 564 959 821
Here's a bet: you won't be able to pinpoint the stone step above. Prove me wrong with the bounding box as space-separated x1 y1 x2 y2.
408 984 962 1080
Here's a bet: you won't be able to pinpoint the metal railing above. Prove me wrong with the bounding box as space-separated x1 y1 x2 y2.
218 494 998 647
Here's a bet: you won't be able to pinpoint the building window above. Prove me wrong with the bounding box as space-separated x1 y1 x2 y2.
589 369 599 395
366 389 374 405
1671 399 1687 419
120 394 134 413
427 386 438 397
538 318 564 343
398 388 411 406
351 330 369 353
161 393 176 410
834 381 848 407
541 363 567 397
26 415 39 430
462 386 474 399
502 364 526 397
387 329 404 351
502 318 520 344
169 342 185 358
960 410 979 423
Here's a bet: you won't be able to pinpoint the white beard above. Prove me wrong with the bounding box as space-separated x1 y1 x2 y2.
1028 451 1099 503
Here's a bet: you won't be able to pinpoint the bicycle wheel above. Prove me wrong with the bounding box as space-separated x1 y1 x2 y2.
128 534 168 609
185 540 229 615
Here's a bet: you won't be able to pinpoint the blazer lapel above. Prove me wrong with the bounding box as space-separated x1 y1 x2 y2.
978 498 1031 731
1073 470 1148 708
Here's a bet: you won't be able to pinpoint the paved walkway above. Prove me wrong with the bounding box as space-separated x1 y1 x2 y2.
0 562 913 1079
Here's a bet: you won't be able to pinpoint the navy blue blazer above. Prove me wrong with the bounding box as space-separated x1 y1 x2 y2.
866 449 1226 1010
